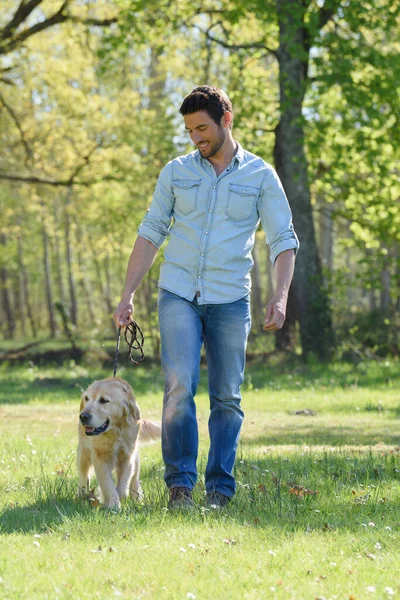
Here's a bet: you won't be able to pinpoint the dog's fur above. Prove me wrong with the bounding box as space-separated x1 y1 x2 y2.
77 377 161 509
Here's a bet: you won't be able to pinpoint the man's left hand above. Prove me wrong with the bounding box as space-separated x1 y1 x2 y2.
263 296 287 331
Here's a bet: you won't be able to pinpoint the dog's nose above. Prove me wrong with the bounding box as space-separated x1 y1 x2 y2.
80 412 91 425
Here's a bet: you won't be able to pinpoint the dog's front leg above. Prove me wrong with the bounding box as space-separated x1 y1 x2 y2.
116 456 135 501
77 444 91 497
128 449 143 502
93 459 120 510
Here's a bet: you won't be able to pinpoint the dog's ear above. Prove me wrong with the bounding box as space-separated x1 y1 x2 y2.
117 378 141 421
126 395 141 421
79 395 85 413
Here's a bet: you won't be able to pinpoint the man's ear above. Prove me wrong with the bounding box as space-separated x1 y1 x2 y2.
222 110 233 129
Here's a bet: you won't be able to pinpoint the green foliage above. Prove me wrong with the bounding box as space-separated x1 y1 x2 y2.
0 0 398 356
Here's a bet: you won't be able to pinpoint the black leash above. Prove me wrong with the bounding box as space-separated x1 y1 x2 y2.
113 320 145 377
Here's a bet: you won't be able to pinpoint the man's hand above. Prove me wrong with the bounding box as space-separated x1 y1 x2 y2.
113 297 134 328
263 295 287 331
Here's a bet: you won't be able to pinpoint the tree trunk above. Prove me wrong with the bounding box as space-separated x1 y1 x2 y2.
65 186 78 326
380 248 390 312
75 223 96 324
274 0 333 359
54 195 66 308
0 234 15 339
251 235 264 331
41 214 57 337
318 196 333 273
17 231 37 337
89 236 116 335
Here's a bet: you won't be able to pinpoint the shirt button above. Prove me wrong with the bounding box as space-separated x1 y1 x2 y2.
201 253 205 256
212 185 216 189
198 275 201 279
205 231 208 235
209 209 213 213
242 190 246 194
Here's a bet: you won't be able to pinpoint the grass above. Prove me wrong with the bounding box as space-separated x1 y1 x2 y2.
0 357 399 599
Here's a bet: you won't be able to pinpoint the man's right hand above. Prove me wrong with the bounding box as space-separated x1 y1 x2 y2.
113 297 134 328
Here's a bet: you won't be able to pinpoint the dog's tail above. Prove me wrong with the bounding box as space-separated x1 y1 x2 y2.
139 419 161 443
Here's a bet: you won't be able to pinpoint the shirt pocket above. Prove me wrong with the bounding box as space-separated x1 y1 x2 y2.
225 183 260 222
172 178 202 215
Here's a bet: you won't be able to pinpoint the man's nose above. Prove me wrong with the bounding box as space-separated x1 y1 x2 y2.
191 132 203 145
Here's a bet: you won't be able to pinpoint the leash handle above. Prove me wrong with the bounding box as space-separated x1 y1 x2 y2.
113 326 121 377
113 321 145 377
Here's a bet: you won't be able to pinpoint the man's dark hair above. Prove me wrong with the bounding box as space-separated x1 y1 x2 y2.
179 86 234 128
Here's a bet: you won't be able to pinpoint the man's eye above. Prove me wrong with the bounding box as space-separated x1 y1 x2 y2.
99 398 110 404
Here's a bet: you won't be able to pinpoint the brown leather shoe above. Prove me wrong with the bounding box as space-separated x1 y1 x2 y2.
205 491 231 509
168 487 194 509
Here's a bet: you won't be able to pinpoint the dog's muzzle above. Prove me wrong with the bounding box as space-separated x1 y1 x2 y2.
80 412 110 436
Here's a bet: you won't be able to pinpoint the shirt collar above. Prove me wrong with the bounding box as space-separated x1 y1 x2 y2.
197 140 245 165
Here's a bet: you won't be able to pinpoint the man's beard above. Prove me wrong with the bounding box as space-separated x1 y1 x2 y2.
198 127 226 158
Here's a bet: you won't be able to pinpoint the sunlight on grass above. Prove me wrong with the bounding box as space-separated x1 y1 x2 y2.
0 360 399 599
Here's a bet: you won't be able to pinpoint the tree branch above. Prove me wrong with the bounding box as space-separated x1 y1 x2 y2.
0 90 32 164
197 27 277 57
1 0 44 41
0 1 118 56
318 1 341 30
0 172 124 187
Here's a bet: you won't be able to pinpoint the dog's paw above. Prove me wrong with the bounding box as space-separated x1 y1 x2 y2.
103 498 121 511
77 486 87 498
129 487 144 503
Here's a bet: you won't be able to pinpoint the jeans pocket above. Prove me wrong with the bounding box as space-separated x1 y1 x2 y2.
172 178 202 215
225 183 259 222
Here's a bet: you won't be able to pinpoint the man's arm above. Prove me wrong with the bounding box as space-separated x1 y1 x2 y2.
113 236 159 327
263 249 295 331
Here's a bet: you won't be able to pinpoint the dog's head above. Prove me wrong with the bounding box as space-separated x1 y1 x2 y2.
79 377 141 436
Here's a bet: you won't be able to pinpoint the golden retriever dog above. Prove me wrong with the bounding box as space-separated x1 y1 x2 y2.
77 377 161 509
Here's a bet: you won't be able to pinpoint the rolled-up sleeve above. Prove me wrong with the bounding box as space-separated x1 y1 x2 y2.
258 167 300 264
137 161 175 249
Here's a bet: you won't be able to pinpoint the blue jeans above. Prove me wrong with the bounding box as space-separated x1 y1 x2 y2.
158 288 251 498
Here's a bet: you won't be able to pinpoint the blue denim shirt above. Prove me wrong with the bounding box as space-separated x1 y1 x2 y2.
138 142 299 304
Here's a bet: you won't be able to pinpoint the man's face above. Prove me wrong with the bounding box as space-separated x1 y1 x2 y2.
183 110 228 159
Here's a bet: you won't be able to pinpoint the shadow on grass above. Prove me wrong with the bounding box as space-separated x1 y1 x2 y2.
1 450 399 535
241 424 400 447
0 366 166 405
1 358 399 405
0 498 89 534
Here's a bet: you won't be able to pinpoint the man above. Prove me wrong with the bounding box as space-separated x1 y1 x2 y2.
114 86 299 509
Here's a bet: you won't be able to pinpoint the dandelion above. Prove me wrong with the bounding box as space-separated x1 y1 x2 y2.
268 550 276 556
374 542 382 550
33 541 40 547
188 544 196 549
385 588 395 596
180 548 187 553
187 593 196 599
368 522 376 527
367 586 376 593
385 526 392 531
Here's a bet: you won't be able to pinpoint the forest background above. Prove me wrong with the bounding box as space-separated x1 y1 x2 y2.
0 0 399 362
